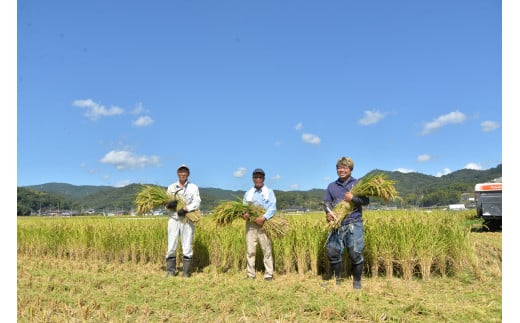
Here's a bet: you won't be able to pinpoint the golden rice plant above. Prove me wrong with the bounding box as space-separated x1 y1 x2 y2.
212 200 290 239
135 185 185 214
328 173 399 230
17 209 477 278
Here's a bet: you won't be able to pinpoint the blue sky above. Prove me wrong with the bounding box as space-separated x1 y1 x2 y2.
16 0 504 192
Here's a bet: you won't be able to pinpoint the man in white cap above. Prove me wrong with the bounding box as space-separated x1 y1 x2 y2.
164 164 201 278
242 168 277 281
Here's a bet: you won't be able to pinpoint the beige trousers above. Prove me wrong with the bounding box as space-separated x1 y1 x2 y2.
245 221 273 279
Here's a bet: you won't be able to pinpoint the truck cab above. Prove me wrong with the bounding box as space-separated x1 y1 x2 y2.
474 182 502 231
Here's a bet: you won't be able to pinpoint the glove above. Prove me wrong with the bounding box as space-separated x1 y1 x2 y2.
166 200 178 210
177 208 187 217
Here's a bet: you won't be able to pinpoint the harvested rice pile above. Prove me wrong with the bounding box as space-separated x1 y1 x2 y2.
212 200 290 239
135 185 185 214
327 173 399 230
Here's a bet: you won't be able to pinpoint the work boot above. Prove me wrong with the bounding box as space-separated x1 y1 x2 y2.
165 257 177 277
332 262 342 285
352 262 363 289
182 257 192 278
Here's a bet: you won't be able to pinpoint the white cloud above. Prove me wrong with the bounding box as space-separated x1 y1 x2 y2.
480 120 500 132
417 154 431 162
73 99 124 120
100 150 160 170
272 174 281 181
302 133 320 145
435 168 452 177
394 168 415 173
464 163 483 170
289 184 299 190
130 102 149 115
358 110 385 126
133 116 154 127
295 122 303 131
233 167 247 178
421 110 466 135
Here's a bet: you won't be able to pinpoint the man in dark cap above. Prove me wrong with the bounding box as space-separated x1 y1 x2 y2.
241 168 277 281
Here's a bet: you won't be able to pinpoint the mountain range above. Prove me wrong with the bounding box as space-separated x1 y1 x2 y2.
18 164 502 215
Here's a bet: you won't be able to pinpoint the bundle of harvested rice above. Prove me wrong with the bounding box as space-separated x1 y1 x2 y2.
212 200 290 238
263 215 291 239
212 200 264 225
185 210 202 222
327 173 399 230
135 185 185 214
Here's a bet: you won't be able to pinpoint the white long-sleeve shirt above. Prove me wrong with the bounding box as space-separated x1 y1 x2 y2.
167 181 201 213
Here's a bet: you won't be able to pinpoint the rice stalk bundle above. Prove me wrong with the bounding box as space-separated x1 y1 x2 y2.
185 209 202 222
135 185 185 214
135 185 169 214
263 215 291 239
328 173 399 230
351 172 399 203
212 200 265 225
212 200 290 238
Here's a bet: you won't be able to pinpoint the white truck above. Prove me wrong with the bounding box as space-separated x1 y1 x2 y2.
474 182 502 230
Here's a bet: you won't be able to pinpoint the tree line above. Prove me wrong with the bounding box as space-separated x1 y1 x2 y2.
17 164 502 216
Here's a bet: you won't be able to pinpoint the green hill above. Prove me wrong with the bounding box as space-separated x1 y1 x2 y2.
18 164 501 215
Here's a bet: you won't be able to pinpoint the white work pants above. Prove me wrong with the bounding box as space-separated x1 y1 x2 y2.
166 216 194 259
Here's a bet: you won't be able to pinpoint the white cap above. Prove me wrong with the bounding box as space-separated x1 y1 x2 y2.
177 164 190 172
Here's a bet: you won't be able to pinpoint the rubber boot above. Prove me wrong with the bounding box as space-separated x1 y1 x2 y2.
165 257 177 277
332 262 342 285
352 262 363 289
182 257 192 278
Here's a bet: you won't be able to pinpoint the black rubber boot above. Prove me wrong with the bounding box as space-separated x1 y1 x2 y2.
165 257 177 277
182 257 192 278
352 262 363 289
332 262 342 285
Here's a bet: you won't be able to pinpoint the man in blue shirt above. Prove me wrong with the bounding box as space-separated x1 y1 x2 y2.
242 168 277 281
323 157 369 289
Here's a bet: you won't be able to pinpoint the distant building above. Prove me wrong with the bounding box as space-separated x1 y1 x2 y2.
448 204 466 211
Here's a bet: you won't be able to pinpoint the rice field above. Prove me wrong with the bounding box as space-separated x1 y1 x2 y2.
18 210 481 279
17 209 502 322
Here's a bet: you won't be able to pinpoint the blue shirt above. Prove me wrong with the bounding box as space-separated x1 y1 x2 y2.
242 185 277 220
323 176 369 223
